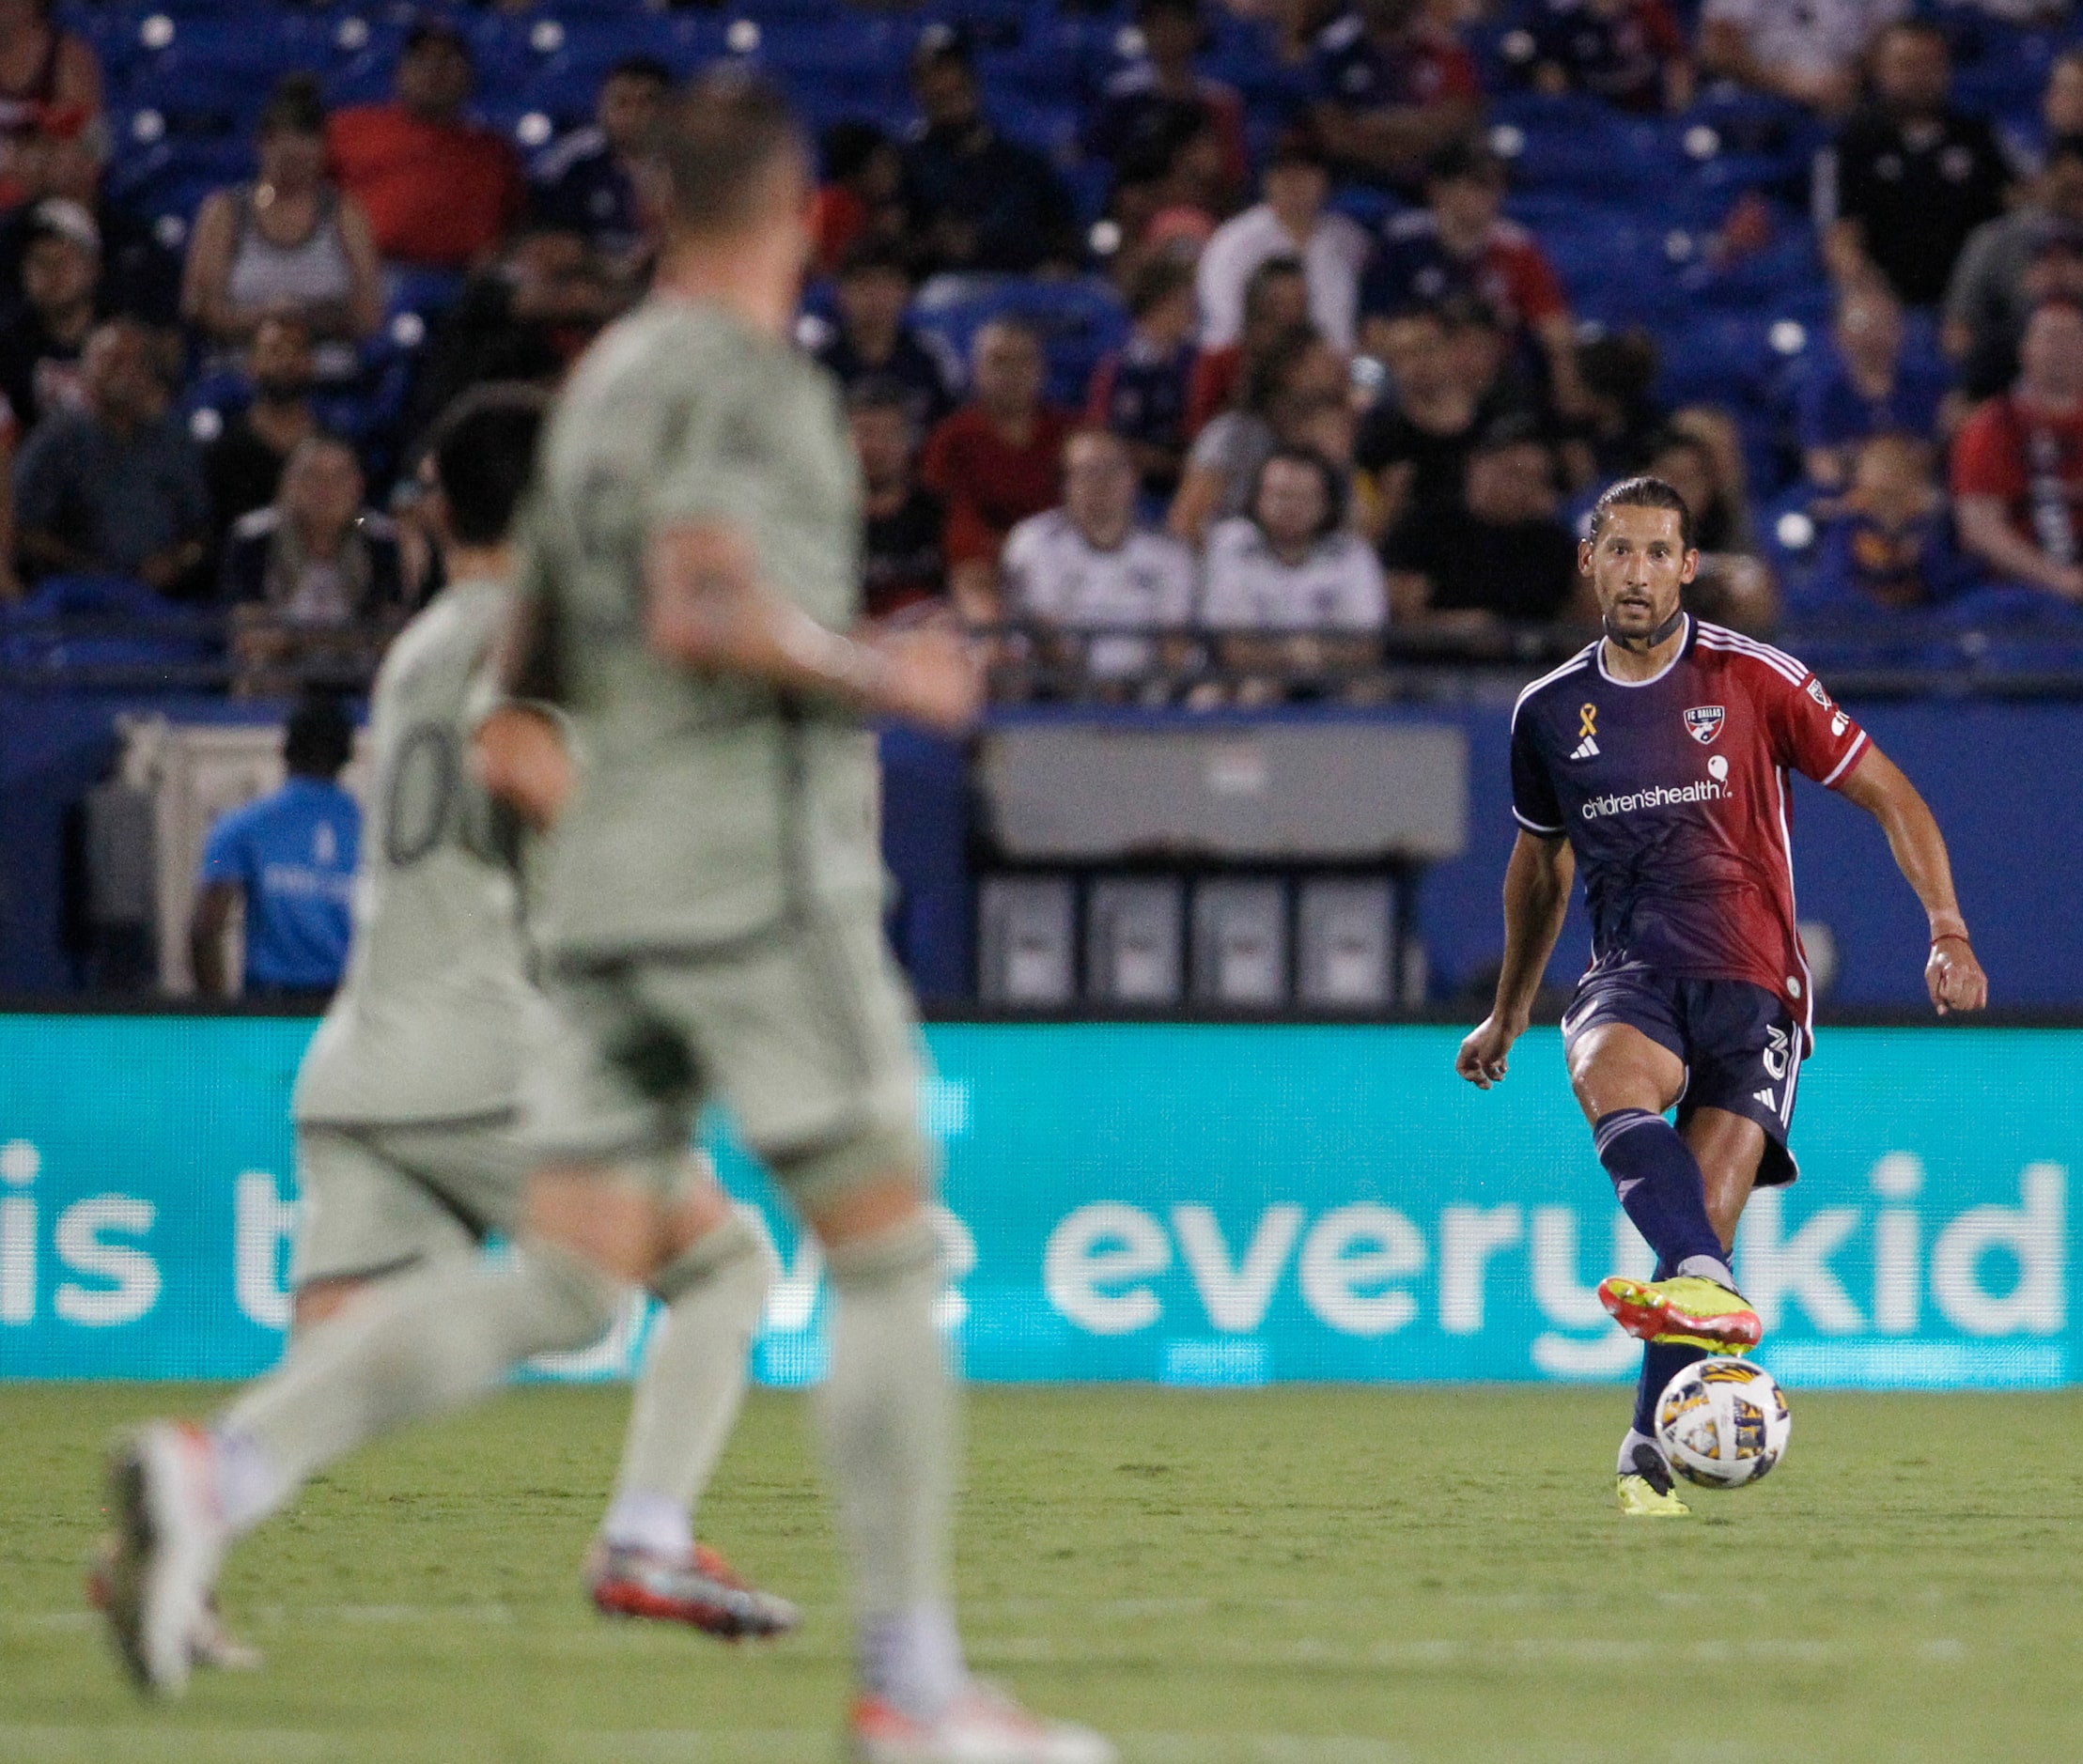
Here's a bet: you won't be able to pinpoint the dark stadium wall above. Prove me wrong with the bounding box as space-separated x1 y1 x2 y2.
2 692 2079 1009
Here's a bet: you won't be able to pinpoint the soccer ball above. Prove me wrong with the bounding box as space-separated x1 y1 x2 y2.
1655 1357 1792 1490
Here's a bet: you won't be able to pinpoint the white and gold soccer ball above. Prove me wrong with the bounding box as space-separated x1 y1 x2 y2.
1655 1357 1792 1490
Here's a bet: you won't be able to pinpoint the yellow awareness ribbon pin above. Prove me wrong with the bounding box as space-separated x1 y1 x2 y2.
1579 704 1598 740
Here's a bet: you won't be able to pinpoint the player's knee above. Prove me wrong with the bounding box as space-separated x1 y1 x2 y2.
648 1202 770 1308
820 1209 939 1292
517 1238 627 1354
772 1122 928 1227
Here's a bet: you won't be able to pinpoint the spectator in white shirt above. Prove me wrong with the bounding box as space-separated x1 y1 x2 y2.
1003 428 1198 686
1701 0 1907 116
1203 445 1386 699
1196 140 1371 352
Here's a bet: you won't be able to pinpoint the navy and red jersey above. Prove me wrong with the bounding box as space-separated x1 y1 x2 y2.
1509 617 1870 1041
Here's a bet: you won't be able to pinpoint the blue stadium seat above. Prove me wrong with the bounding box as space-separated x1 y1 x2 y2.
108 136 254 225
1654 310 1777 408
1 577 220 677
1490 92 1665 204
1669 88 1827 205
385 266 468 327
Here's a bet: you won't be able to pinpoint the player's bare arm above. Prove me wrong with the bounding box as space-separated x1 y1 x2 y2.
1834 745 1989 1015
645 518 984 735
1456 829 1576 1088
474 704 573 833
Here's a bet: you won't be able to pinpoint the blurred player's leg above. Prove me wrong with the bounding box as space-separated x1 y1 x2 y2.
548 913 1110 1760
103 1240 623 1694
813 1190 963 1723
587 1179 797 1638
811 1182 1108 1764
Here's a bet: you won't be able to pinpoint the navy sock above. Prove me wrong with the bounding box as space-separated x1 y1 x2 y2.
1593 1109 1728 1276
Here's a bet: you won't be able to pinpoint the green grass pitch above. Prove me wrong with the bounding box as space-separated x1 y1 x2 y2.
2 1383 2079 1763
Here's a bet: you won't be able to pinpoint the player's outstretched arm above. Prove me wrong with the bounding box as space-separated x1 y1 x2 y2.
645 520 983 735
1456 829 1576 1088
1835 745 1988 1015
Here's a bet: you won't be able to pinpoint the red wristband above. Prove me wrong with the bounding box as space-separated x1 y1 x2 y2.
1930 932 1972 949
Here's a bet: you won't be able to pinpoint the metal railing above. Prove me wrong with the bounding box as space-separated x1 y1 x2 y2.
7 605 2083 702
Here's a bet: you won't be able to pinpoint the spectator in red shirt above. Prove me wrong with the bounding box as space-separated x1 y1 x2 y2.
812 121 904 277
1310 0 1483 193
921 318 1073 621
1951 301 2083 605
1361 138 1592 419
326 21 524 272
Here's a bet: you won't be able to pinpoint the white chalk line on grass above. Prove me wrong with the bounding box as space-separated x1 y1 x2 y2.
3 1603 1974 1678
0 1726 337 1762
0 1729 1826 1764
0 1591 1795 1635
0 1726 1420 1764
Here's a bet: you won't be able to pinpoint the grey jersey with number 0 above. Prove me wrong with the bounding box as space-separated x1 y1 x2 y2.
294 578 538 1126
514 298 880 956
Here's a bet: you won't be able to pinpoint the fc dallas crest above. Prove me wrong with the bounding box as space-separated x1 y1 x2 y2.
1685 705 1726 745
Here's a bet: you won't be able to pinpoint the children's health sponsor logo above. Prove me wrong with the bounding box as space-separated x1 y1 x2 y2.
1580 778 1728 817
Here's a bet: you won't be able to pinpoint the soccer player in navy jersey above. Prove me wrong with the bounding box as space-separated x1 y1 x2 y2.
1456 474 1987 1515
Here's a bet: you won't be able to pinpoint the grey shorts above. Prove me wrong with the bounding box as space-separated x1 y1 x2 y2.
524 905 926 1203
292 1114 706 1291
290 1114 533 1290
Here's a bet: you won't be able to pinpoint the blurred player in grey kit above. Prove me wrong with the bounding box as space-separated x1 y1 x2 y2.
105 72 1111 1764
103 381 795 1689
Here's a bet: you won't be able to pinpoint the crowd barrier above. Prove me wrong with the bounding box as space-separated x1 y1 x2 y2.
9 689 2083 1008
0 1014 2071 1390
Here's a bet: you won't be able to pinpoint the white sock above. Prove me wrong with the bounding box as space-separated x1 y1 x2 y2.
1617 1429 1665 1476
609 1208 769 1540
210 1425 291 1535
601 1488 692 1558
1676 1253 1736 1290
859 1602 966 1721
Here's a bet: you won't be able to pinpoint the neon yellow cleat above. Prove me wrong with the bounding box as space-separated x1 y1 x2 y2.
1616 1444 1691 1517
1598 1275 1762 1353
1617 1472 1692 1517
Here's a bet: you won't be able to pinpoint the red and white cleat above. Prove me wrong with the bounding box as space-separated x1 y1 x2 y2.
584 1539 799 1640
88 1534 261 1672
849 1682 1116 1764
101 1422 230 1697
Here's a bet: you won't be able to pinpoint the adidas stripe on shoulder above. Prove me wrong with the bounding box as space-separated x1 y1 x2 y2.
1695 623 1807 685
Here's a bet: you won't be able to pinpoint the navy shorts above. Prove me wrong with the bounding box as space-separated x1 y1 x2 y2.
1561 969 1803 1186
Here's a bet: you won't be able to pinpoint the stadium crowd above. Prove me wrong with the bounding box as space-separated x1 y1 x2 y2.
2 0 2082 700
